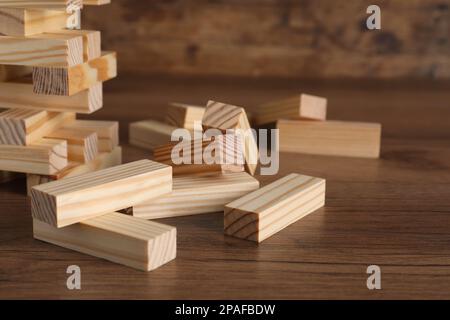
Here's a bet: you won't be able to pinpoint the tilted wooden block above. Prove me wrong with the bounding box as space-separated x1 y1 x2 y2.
33 51 117 96
33 212 176 271
133 172 260 219
254 94 327 126
0 109 75 145
31 159 172 228
0 0 82 10
63 119 119 152
50 30 101 62
277 119 382 158
202 100 259 175
0 138 67 175
165 102 205 131
224 173 326 243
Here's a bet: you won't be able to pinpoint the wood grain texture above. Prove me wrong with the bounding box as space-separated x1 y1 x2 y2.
33 51 117 96
0 138 67 174
165 102 205 131
31 160 172 228
33 212 176 271
0 109 75 145
225 174 325 243
63 119 118 152
277 119 382 159
0 0 81 9
51 29 101 62
133 172 260 219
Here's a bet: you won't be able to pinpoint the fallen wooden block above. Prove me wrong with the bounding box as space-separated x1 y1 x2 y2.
33 51 117 96
277 119 382 158
224 173 326 242
50 29 101 62
63 119 119 152
0 138 67 175
202 100 259 175
0 0 82 10
254 94 327 126
133 172 260 219
165 102 205 131
31 159 172 228
129 120 187 151
33 212 176 271
0 109 75 145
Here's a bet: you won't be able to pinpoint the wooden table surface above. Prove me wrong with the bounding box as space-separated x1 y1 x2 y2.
1 75 449 299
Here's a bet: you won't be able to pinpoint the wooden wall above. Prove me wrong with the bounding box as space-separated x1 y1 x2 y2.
84 0 450 79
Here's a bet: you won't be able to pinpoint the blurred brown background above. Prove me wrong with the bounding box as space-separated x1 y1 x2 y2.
84 0 449 79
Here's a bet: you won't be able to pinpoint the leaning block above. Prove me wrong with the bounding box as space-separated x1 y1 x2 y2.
33 212 176 271
63 119 119 152
277 119 382 158
31 160 172 228
129 120 179 151
165 102 205 131
224 173 326 242
133 172 260 219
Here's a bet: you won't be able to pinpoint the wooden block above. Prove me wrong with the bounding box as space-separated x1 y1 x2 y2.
0 8 69 36
129 120 179 151
165 102 205 131
33 51 117 96
63 119 119 152
0 109 75 145
0 33 83 67
153 133 244 176
50 29 101 62
225 173 326 242
202 100 259 175
133 172 260 219
33 212 176 271
31 159 172 228
0 138 67 175
277 119 382 158
254 94 327 126
0 0 82 10
46 126 98 163
0 65 31 81
0 81 102 113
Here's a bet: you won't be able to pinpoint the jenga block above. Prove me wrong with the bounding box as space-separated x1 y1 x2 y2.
129 120 179 151
50 29 101 62
224 174 326 243
0 138 67 175
33 52 117 96
254 94 327 126
46 126 98 163
0 81 102 113
0 0 82 9
133 172 260 219
277 119 382 158
63 119 119 152
33 212 176 271
202 100 259 175
165 102 205 131
0 65 31 81
0 109 75 145
31 160 172 228
153 133 244 176
0 8 69 36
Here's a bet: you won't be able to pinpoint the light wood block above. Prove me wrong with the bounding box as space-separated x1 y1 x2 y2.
0 0 82 9
202 100 259 175
225 173 326 242
277 119 382 158
33 51 117 96
63 119 119 152
33 212 176 271
129 120 185 151
50 29 101 62
0 109 75 145
31 159 172 228
0 138 67 175
133 172 260 219
254 94 327 126
165 102 205 131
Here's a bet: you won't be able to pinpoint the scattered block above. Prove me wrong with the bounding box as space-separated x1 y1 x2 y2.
202 100 259 175
129 120 180 151
224 173 326 242
254 94 327 126
277 119 382 158
0 138 67 175
31 159 172 228
165 102 204 131
133 172 260 219
33 212 176 271
63 119 118 152
0 109 75 145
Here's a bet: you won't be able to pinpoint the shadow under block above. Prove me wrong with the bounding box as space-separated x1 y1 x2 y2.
0 109 75 145
224 173 326 243
165 102 205 131
129 120 179 151
0 170 21 184
33 51 117 96
33 212 176 271
63 119 119 152
31 160 172 228
277 119 382 158
254 94 327 126
133 172 260 219
0 138 67 175
0 81 103 113
202 100 258 175
0 1 82 9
